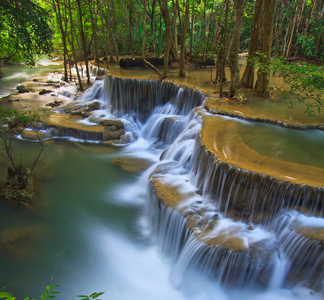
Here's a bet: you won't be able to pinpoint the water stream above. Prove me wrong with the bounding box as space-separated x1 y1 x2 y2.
0 58 61 99
0 73 323 299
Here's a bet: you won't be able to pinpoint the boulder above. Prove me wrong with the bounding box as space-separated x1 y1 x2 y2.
99 118 124 129
104 128 125 140
39 89 53 95
83 101 101 112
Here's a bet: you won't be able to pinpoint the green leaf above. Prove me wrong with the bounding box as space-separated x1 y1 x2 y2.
0 292 15 299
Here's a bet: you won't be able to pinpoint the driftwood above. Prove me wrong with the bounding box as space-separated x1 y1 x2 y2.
141 58 164 79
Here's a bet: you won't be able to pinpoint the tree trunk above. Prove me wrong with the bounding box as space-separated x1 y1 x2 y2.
255 0 276 97
241 0 264 88
110 0 119 62
228 0 248 101
68 0 83 91
88 0 99 63
52 0 68 82
128 2 134 58
142 0 146 58
148 0 157 57
285 4 298 58
189 8 194 62
171 0 179 60
218 0 229 94
179 0 190 77
76 0 90 85
158 0 172 78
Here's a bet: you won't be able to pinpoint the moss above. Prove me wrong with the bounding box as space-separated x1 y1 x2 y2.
1 165 36 207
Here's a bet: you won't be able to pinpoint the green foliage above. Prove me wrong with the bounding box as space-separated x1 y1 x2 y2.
249 55 324 116
0 0 53 65
271 58 324 115
77 292 105 300
0 290 104 300
0 106 40 128
0 285 60 300
0 249 105 300
0 106 44 187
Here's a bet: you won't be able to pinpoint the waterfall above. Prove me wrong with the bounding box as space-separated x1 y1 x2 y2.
66 75 323 297
190 139 324 225
103 76 203 123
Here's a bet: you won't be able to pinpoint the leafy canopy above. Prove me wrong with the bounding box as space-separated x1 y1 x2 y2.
0 0 53 65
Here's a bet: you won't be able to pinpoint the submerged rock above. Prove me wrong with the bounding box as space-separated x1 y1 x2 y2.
112 157 153 173
1 225 43 258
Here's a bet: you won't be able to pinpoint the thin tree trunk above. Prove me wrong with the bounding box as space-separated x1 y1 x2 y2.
189 7 194 62
88 0 99 63
179 0 190 77
76 0 90 85
52 0 68 82
171 0 179 60
150 10 157 57
241 0 264 88
68 0 83 91
218 0 229 94
128 2 134 58
141 0 163 77
142 0 146 58
158 0 172 78
110 0 119 62
255 0 276 97
285 4 298 58
228 0 248 101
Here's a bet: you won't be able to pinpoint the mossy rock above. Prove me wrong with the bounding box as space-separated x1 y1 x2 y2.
16 85 30 93
1 165 36 207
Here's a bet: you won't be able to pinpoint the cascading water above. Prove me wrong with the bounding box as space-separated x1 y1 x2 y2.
46 75 324 299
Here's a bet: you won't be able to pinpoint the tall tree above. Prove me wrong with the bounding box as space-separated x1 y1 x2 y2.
178 0 190 77
88 0 100 64
158 0 172 78
52 0 69 82
217 0 229 93
127 1 135 58
228 0 248 101
255 0 276 97
241 0 264 88
67 0 83 91
76 0 90 85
